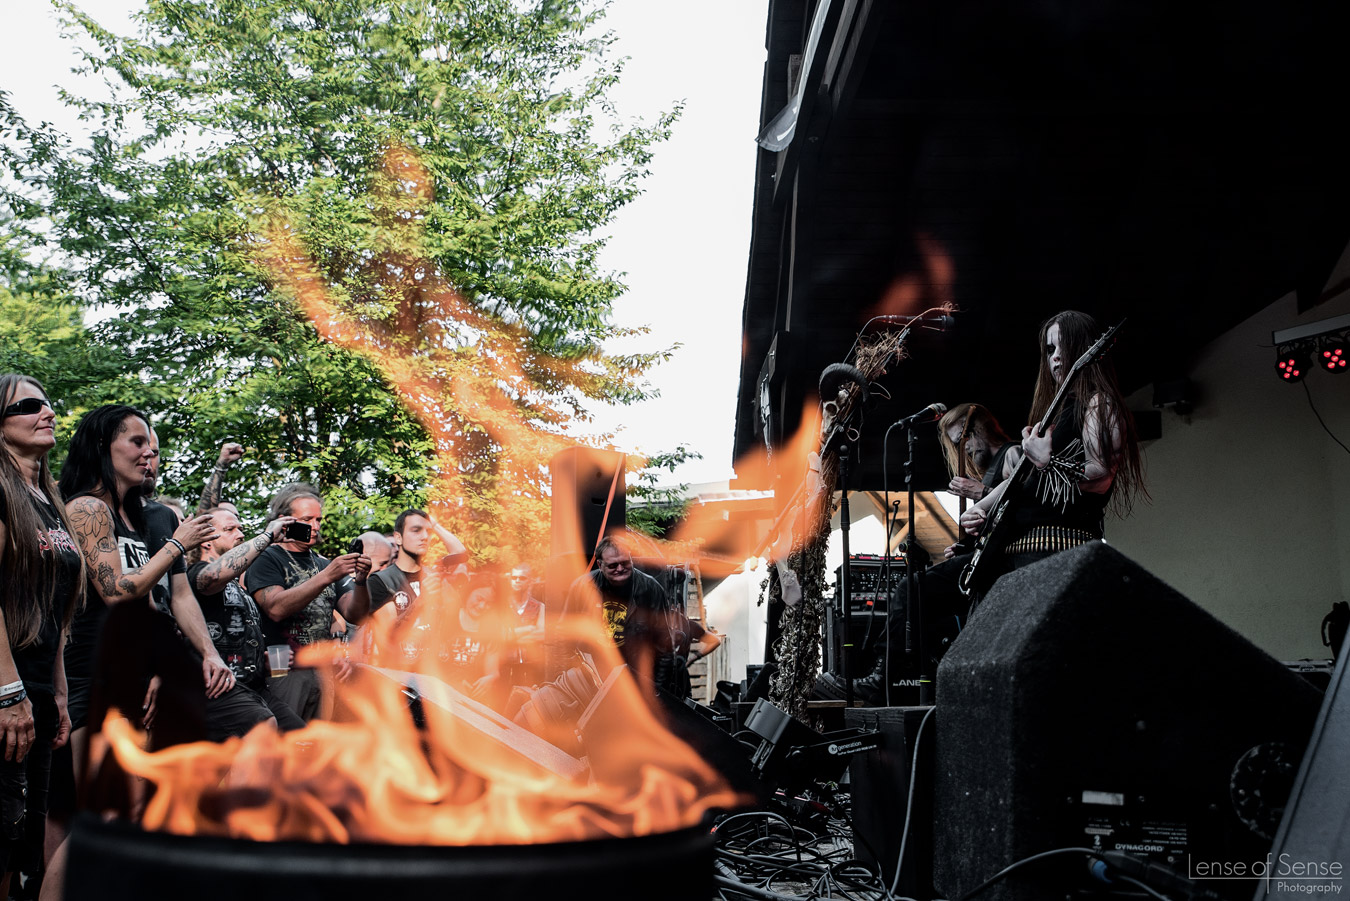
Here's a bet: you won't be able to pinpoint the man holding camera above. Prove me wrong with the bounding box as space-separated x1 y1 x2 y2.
246 484 371 721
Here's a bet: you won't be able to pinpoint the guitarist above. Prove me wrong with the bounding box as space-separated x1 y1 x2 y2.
938 403 1021 557
814 404 1019 705
959 311 1144 586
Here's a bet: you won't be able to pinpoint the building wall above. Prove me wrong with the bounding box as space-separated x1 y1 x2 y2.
1107 290 1350 661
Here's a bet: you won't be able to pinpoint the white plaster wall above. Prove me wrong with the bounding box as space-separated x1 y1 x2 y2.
1108 290 1350 661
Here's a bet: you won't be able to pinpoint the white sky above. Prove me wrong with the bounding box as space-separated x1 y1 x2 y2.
1 0 769 487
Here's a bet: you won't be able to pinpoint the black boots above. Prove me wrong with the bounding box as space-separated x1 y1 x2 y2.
812 654 887 706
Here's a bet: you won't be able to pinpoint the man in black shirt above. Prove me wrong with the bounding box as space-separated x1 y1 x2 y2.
138 428 234 704
368 509 468 614
562 535 719 698
247 485 370 722
189 508 306 738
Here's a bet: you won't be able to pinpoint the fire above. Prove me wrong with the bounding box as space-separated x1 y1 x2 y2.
668 399 825 567
101 612 743 844
95 141 756 845
864 232 955 320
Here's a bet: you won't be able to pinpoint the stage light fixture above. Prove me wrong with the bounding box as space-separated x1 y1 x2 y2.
1276 343 1311 383
1318 332 1348 373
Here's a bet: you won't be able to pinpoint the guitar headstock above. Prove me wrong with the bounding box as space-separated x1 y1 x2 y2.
1068 319 1124 377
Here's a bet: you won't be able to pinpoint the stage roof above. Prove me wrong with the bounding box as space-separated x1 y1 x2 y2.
734 0 1350 490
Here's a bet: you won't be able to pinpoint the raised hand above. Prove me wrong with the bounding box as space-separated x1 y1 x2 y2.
173 513 220 550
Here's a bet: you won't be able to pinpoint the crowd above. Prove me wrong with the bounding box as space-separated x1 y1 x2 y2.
0 375 718 901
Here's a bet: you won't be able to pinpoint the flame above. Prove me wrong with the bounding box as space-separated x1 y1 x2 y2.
97 141 762 846
102 608 743 844
668 400 825 567
864 233 955 320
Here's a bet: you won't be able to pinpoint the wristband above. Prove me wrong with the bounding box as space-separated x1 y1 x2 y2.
0 680 23 697
166 538 187 557
0 690 28 710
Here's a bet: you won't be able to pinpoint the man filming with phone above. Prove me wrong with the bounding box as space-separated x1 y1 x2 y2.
245 483 371 722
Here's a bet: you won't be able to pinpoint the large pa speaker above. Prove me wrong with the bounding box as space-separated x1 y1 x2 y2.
933 542 1323 901
550 446 626 559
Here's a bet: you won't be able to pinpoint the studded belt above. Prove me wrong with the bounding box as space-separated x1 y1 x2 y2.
1004 526 1099 555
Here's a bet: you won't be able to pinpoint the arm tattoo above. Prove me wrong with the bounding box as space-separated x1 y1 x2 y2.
66 497 115 560
196 467 225 516
201 534 272 587
95 562 117 598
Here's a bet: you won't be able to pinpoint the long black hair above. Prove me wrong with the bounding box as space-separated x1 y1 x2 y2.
57 404 151 534
1028 311 1145 515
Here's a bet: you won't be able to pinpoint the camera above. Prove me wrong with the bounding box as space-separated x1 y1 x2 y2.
284 521 313 542
348 537 364 555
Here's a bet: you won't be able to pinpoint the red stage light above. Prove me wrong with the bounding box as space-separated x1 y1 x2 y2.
1276 344 1311 383
1319 333 1348 373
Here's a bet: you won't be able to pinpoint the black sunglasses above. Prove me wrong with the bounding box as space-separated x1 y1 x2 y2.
3 397 52 417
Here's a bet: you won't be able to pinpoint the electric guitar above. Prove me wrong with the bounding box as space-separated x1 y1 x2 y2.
958 320 1123 597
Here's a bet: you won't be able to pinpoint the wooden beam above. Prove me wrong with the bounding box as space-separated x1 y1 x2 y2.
888 522 910 553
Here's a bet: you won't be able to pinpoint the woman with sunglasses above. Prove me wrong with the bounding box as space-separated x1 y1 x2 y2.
0 375 84 898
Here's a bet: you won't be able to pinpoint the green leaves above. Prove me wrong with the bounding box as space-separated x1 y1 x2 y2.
7 0 680 561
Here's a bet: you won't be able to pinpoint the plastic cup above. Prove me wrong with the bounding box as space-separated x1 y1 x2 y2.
267 644 290 678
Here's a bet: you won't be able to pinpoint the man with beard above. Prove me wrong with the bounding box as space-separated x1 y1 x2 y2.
188 507 306 738
562 534 719 698
246 484 371 722
368 509 468 614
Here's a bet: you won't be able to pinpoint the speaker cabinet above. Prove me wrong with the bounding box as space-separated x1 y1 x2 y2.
549 446 625 559
846 706 936 900
933 542 1323 901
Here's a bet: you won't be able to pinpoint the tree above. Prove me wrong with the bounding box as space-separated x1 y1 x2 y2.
25 0 678 559
0 92 126 448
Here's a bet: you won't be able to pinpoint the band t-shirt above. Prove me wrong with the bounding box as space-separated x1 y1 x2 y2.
368 564 423 614
0 485 81 692
141 500 187 616
65 498 176 686
563 568 704 695
246 545 354 649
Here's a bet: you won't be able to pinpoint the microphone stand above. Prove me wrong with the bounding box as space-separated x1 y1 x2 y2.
837 441 855 708
902 421 934 706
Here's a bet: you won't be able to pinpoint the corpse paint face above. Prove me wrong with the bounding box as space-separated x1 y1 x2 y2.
1046 322 1065 384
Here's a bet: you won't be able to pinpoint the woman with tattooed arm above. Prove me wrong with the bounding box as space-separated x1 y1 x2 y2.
53 406 226 769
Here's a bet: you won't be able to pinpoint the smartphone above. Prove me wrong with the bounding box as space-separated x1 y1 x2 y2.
348 537 364 555
284 521 313 542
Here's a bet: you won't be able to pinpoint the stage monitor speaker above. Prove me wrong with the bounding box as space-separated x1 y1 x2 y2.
550 446 625 559
1256 642 1350 899
933 542 1324 901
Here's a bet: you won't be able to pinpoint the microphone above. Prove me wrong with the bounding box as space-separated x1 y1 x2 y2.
895 402 947 427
